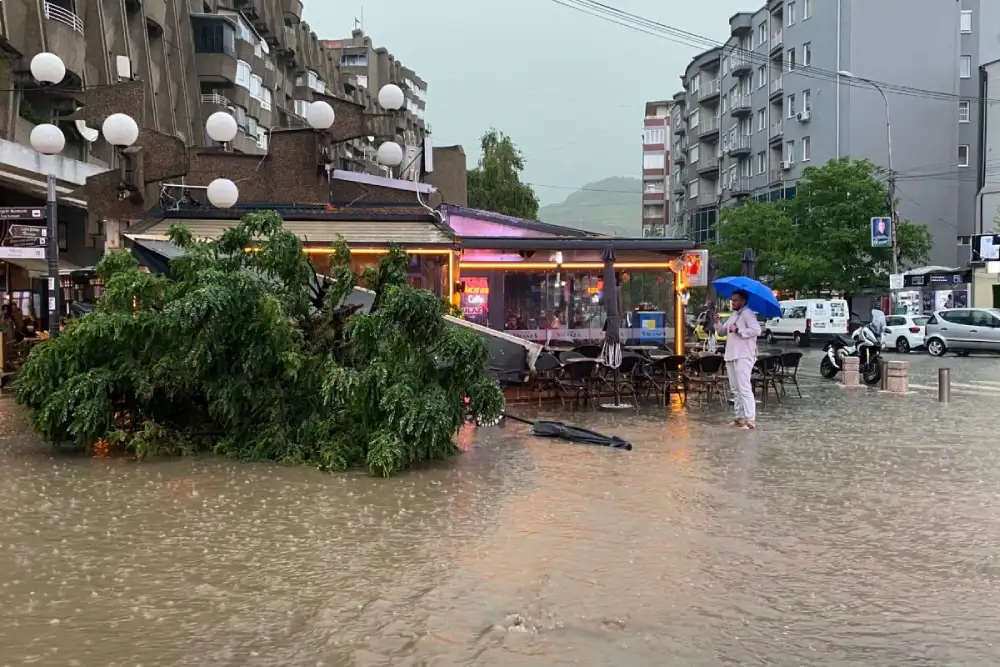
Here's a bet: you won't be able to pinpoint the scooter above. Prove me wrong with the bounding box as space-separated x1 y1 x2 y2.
820 327 883 387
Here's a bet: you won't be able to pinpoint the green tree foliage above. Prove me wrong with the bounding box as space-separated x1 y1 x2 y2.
711 158 932 295
467 129 540 219
14 211 505 477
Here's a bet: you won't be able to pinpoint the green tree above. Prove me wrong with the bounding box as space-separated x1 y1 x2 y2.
710 198 795 283
784 157 931 294
14 211 505 477
467 129 540 219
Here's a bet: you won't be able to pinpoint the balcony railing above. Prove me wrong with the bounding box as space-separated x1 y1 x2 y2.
725 134 752 153
44 1 84 34
731 52 752 71
727 177 750 194
698 115 720 135
768 168 784 183
201 93 232 106
771 29 783 47
730 94 751 113
770 121 784 139
771 76 783 94
698 79 721 101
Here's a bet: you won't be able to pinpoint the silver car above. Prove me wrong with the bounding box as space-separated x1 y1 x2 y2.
923 308 1000 357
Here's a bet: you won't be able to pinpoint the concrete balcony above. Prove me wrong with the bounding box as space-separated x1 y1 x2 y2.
279 26 298 58
697 115 720 141
730 94 751 117
196 52 238 85
0 129 108 206
282 0 303 24
43 1 86 79
730 52 752 76
726 134 752 156
672 180 686 195
728 177 751 196
769 121 784 144
697 156 720 178
768 168 784 185
691 192 718 209
769 76 784 101
770 30 783 55
698 79 721 103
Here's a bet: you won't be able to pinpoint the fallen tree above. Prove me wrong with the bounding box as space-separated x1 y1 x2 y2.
15 210 505 476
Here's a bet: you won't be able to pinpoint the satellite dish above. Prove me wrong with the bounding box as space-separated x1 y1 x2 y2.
75 118 99 142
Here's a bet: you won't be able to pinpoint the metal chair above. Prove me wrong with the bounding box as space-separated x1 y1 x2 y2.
530 352 563 405
752 355 783 406
555 359 601 407
777 351 803 398
685 354 728 406
644 354 688 405
572 344 603 359
599 354 645 408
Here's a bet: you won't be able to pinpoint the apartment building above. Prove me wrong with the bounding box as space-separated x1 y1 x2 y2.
671 0 968 266
321 30 427 179
641 100 672 237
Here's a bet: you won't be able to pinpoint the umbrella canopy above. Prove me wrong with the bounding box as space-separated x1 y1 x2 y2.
741 248 757 279
712 276 781 319
600 246 622 369
504 414 633 450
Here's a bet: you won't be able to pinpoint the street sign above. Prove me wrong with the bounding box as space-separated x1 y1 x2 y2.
8 224 46 239
4 236 46 248
871 217 892 248
0 247 45 259
0 207 44 221
889 273 905 290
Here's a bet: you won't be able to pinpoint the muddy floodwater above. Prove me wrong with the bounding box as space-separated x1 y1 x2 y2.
1 351 1000 666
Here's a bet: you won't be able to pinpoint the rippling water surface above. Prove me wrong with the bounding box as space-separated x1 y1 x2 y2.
1 351 999 666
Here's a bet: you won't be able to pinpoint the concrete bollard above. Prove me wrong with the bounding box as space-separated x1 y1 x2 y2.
879 358 889 391
938 368 951 403
886 360 909 394
840 356 860 387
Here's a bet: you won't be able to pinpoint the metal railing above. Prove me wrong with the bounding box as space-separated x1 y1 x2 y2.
201 93 232 106
771 29 783 47
769 121 784 139
698 115 720 134
771 76 783 94
731 52 752 70
44 2 84 34
728 177 750 193
698 79 721 101
768 168 784 183
726 133 752 153
730 94 751 112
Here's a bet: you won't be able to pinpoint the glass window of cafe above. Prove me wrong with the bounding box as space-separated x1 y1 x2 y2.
502 270 675 342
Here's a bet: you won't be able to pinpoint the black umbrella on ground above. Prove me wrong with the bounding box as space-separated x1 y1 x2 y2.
741 248 757 279
504 414 632 450
599 246 630 409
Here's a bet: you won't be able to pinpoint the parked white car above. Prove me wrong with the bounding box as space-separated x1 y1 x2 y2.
883 314 929 353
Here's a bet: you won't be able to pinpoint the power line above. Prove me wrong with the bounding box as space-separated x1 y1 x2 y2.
549 0 998 106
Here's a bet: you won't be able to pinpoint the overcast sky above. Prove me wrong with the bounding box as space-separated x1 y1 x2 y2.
305 0 748 204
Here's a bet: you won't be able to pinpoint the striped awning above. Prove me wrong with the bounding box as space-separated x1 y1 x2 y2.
131 218 453 246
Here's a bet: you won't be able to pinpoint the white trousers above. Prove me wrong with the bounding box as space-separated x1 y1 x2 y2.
726 358 756 422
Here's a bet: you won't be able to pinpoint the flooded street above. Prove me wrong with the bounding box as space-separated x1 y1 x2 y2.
2 351 999 666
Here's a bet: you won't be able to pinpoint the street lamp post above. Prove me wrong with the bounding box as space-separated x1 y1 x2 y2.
838 70 898 281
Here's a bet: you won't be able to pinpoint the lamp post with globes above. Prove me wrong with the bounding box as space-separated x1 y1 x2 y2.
198 84 407 209
28 52 140 337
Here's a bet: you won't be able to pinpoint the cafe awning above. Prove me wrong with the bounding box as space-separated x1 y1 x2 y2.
130 218 453 246
2 258 89 276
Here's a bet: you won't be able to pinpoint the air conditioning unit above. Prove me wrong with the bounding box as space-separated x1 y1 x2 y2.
797 109 811 122
780 160 793 170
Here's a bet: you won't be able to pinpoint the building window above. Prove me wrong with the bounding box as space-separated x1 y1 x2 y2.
757 151 766 174
959 144 969 167
787 2 796 26
260 88 272 111
233 105 248 129
960 55 972 78
689 109 700 129
757 65 767 88
644 180 665 193
757 108 766 131
960 10 972 33
722 56 730 75
740 117 752 135
250 74 262 99
785 140 796 163
247 115 258 137
643 128 665 145
786 48 796 71
235 60 251 89
787 94 797 117
191 17 236 55
959 100 971 123
643 152 665 170
758 22 767 46
294 99 310 118
741 159 751 178
803 43 812 66
742 76 752 95
341 53 368 67
689 180 699 198
802 136 811 161
803 0 811 19
690 144 701 163
257 128 268 150
802 89 811 112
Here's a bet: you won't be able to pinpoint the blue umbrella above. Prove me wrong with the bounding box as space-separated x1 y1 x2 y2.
712 276 781 319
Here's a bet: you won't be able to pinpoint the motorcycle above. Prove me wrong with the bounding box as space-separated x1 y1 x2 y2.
820 326 884 386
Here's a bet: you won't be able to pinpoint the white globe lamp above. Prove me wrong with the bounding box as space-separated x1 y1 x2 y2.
377 84 405 111
29 123 66 155
306 101 335 130
30 52 66 84
206 178 239 209
102 113 140 147
376 141 403 167
205 111 238 143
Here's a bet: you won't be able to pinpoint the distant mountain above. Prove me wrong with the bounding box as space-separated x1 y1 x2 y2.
537 177 641 235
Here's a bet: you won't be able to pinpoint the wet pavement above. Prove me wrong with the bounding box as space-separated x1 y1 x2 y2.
1 349 999 666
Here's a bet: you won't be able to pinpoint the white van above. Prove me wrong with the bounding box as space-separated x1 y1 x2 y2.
763 299 849 346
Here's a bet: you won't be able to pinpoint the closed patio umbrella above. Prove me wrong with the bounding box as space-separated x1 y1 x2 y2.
599 246 630 409
741 248 757 279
